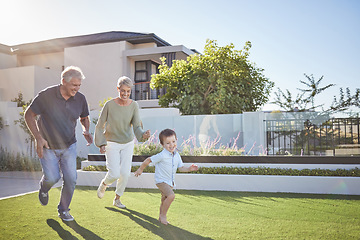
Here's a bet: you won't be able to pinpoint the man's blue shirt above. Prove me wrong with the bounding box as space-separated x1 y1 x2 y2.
29 84 89 149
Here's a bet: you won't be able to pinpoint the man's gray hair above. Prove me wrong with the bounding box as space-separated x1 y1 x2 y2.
117 76 133 88
61 66 85 83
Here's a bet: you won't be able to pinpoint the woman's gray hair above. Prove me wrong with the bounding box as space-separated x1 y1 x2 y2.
117 76 133 88
61 66 85 83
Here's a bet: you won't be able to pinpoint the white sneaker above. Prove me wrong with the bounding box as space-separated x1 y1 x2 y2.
113 198 126 208
97 181 107 199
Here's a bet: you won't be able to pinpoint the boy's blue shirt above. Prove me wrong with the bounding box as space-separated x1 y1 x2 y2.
151 149 184 187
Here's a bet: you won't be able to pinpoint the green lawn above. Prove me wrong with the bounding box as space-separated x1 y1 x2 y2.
1 187 360 239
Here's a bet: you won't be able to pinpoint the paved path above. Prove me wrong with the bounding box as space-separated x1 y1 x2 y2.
0 171 61 200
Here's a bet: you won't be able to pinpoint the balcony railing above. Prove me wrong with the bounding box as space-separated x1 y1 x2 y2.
133 81 165 101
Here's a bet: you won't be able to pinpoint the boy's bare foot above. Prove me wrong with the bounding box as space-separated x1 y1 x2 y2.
159 216 169 225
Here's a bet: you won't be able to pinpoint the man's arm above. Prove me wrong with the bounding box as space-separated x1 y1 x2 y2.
80 116 93 146
24 107 49 158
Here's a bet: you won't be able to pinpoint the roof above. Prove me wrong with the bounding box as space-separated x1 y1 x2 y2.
6 31 172 55
0 43 11 54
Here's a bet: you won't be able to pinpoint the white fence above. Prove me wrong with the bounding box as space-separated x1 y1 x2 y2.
1 102 269 158
73 108 267 157
2 101 357 158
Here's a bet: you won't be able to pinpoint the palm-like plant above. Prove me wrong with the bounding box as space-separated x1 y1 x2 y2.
272 74 334 112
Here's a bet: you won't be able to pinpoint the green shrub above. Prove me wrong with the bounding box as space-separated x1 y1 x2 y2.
0 116 3 130
0 147 42 171
83 165 156 173
134 142 162 156
0 148 87 171
82 164 360 177
190 166 360 177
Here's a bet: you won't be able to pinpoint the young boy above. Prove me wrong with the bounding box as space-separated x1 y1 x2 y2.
134 129 198 225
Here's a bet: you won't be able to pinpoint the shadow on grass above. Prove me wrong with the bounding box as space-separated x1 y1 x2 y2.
164 189 360 201
47 219 78 239
47 219 104 240
76 187 360 201
105 207 213 240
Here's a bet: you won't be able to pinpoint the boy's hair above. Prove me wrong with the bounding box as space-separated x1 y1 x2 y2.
159 129 177 145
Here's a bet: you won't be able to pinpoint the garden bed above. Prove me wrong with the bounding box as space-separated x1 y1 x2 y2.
80 154 360 195
76 170 360 195
83 154 360 170
88 154 360 164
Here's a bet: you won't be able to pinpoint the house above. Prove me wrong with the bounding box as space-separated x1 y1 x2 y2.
0 31 198 156
0 31 198 109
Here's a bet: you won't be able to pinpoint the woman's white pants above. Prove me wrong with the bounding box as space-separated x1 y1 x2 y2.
102 140 134 196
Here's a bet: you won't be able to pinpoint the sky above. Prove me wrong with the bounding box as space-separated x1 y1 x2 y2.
1 0 359 111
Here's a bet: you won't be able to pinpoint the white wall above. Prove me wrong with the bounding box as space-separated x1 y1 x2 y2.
243 112 266 155
0 53 17 69
0 66 60 103
64 41 128 110
17 52 64 72
33 67 61 97
0 102 29 155
0 66 35 102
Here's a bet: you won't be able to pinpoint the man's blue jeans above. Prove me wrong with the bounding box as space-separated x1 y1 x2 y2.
39 143 77 212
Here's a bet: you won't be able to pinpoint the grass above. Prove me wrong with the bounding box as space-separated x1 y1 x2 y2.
1 187 360 240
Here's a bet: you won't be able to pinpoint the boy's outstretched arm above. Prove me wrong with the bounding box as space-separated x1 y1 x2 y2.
134 157 152 177
178 164 199 173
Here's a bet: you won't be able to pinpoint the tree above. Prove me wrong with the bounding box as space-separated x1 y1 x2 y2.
11 92 27 107
150 40 274 115
330 87 360 112
272 74 334 112
272 73 360 113
12 93 34 157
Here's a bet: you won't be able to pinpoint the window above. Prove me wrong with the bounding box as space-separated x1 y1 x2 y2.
135 62 147 82
134 60 162 100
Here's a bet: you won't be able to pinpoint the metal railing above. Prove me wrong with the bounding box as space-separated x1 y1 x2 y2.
265 115 359 156
133 81 166 101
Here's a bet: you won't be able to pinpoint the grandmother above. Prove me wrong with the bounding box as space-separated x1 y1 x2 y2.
94 76 150 208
